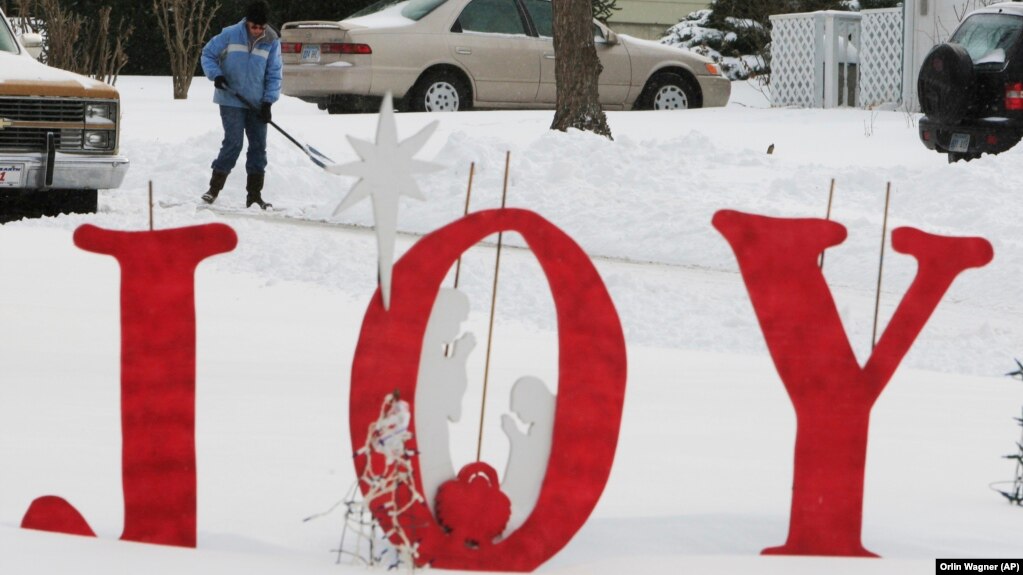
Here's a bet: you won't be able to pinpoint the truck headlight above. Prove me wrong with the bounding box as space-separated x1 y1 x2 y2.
85 102 115 125
83 130 112 150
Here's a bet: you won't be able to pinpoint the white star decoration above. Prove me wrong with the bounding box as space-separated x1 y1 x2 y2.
327 93 441 310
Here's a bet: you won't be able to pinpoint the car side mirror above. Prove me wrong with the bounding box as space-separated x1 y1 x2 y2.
605 29 618 45
20 32 43 60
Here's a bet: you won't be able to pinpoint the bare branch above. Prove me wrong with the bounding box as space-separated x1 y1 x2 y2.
154 0 221 99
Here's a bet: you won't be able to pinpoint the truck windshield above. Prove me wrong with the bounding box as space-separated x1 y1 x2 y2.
0 14 20 54
952 13 1023 66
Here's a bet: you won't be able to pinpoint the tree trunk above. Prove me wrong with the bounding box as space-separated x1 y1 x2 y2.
550 0 612 139
154 0 219 100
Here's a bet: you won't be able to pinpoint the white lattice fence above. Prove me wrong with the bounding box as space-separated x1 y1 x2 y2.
860 8 903 108
770 15 818 107
770 9 905 109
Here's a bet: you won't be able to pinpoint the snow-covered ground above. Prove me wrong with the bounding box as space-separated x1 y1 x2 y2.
1 78 1020 573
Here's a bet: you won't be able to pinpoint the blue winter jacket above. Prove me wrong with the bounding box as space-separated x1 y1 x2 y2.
201 19 282 109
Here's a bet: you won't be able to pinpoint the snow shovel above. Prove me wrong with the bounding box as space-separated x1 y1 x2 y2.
224 86 336 169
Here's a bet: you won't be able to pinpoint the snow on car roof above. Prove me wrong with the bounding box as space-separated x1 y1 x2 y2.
343 0 449 28
344 2 417 29
974 2 1023 17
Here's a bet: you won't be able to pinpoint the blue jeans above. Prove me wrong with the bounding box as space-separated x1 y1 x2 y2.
211 105 267 175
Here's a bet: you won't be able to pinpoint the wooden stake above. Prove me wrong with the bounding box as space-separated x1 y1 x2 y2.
148 181 154 231
444 163 476 359
501 150 511 202
476 152 510 462
819 178 835 270
871 182 892 351
452 162 476 290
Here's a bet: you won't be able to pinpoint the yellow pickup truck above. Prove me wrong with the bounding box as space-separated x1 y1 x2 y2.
0 8 129 221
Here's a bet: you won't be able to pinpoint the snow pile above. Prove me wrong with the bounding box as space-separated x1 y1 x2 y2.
57 77 1013 377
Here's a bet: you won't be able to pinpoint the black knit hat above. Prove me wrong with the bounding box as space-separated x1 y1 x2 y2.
246 0 271 25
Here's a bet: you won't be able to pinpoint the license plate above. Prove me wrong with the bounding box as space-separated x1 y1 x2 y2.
301 45 320 63
949 133 971 153
0 163 25 187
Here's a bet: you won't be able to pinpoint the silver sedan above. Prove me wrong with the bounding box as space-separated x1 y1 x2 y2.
280 0 730 113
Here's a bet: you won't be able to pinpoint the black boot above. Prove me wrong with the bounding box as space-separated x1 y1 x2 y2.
201 170 228 204
245 173 271 210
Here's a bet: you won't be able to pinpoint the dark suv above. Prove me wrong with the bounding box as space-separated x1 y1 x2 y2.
918 3 1023 162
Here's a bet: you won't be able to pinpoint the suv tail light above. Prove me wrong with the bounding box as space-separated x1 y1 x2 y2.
321 43 372 54
1006 82 1023 110
281 42 303 54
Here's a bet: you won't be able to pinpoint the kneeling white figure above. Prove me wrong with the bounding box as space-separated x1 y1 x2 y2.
501 375 555 535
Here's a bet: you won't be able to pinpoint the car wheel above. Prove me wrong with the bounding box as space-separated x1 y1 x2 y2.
639 72 699 111
326 95 377 114
411 71 470 112
44 189 97 215
918 43 974 124
0 188 97 222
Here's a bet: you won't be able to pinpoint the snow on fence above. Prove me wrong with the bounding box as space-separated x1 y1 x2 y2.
770 8 904 109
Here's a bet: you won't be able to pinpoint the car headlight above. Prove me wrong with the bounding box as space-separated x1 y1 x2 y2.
85 102 115 124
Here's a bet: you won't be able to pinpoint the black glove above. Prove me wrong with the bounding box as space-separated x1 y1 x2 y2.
214 75 228 90
259 102 272 123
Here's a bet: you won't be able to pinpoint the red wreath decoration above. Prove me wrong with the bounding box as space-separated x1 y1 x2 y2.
435 462 512 549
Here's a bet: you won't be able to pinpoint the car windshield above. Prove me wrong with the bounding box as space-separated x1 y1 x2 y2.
951 13 1023 66
349 0 447 21
0 13 20 54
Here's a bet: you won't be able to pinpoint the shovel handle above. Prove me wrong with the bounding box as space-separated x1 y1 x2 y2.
218 83 334 168
222 85 305 153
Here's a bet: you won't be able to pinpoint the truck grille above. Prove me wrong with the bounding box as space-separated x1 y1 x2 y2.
0 97 114 153
0 128 81 150
0 98 86 122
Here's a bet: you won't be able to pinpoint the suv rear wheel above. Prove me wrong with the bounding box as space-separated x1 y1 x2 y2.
918 43 975 124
